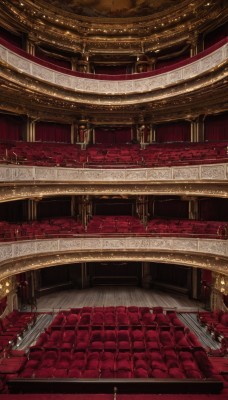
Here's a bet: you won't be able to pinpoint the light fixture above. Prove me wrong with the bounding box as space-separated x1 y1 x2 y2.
5 281 10 287
221 277 225 285
5 289 9 294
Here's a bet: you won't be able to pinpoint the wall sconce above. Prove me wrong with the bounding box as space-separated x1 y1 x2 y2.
5 282 10 287
5 289 9 294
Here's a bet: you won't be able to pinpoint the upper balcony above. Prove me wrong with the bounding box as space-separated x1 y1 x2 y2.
0 36 227 122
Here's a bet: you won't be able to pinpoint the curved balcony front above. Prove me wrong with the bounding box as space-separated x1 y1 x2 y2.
0 38 227 112
0 236 227 282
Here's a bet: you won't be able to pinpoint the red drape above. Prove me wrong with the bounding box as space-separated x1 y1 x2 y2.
204 113 228 141
37 197 71 219
155 122 191 143
0 296 7 315
199 198 228 221
35 122 71 143
0 200 27 222
35 47 72 70
0 115 23 142
153 198 189 219
0 26 23 48
155 51 190 69
204 23 228 49
95 127 132 144
94 65 129 75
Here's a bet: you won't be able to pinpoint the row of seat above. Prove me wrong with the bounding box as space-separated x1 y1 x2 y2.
18 346 216 380
1 141 227 168
48 307 185 328
198 311 228 343
17 307 217 380
0 311 36 353
1 216 227 241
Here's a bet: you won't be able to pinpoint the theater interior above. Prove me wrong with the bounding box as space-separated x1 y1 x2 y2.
0 0 228 399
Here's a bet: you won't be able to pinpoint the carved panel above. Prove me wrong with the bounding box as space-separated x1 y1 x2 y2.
201 164 226 180
0 164 227 183
146 168 172 180
1 41 226 96
173 167 200 180
199 240 228 256
32 63 54 82
0 238 227 266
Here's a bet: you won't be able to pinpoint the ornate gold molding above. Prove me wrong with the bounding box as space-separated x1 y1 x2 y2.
0 1 227 54
0 181 227 202
0 39 227 121
0 249 227 283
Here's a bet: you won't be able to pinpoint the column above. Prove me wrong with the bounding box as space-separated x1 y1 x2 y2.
190 118 198 142
26 118 36 142
26 37 35 56
81 263 89 289
189 32 199 57
198 115 205 142
141 262 152 289
28 199 37 221
188 197 198 220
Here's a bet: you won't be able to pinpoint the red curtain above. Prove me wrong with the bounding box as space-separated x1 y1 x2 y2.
94 65 128 75
156 51 190 70
155 122 191 143
153 198 189 219
35 122 71 143
0 26 23 48
204 23 228 49
199 198 228 221
37 197 71 219
35 47 72 70
0 200 27 222
204 113 228 141
0 115 23 142
95 127 132 144
0 296 7 315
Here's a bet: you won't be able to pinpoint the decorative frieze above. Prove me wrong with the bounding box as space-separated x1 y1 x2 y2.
0 237 227 266
0 42 227 96
0 164 227 183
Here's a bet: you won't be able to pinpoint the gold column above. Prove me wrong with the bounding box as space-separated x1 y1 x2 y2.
188 197 198 220
28 199 37 221
26 37 35 56
189 32 199 57
190 118 199 142
26 118 36 142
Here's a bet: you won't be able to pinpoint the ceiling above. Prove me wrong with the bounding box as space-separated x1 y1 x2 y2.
45 0 179 18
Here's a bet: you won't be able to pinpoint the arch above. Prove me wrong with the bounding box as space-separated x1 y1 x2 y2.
0 245 227 283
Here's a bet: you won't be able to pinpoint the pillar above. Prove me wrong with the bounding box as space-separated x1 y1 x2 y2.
26 118 36 142
26 37 35 56
189 32 199 57
188 197 199 220
28 199 37 221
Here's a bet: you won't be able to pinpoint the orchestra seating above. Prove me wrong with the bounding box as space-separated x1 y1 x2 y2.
0 141 227 168
5 307 222 392
0 311 35 353
0 217 227 242
198 311 228 345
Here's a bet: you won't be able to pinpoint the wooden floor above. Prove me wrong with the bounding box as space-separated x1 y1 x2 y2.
36 286 203 313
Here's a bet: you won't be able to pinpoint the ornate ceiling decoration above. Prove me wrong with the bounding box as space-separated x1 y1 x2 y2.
43 0 180 19
0 1 227 54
